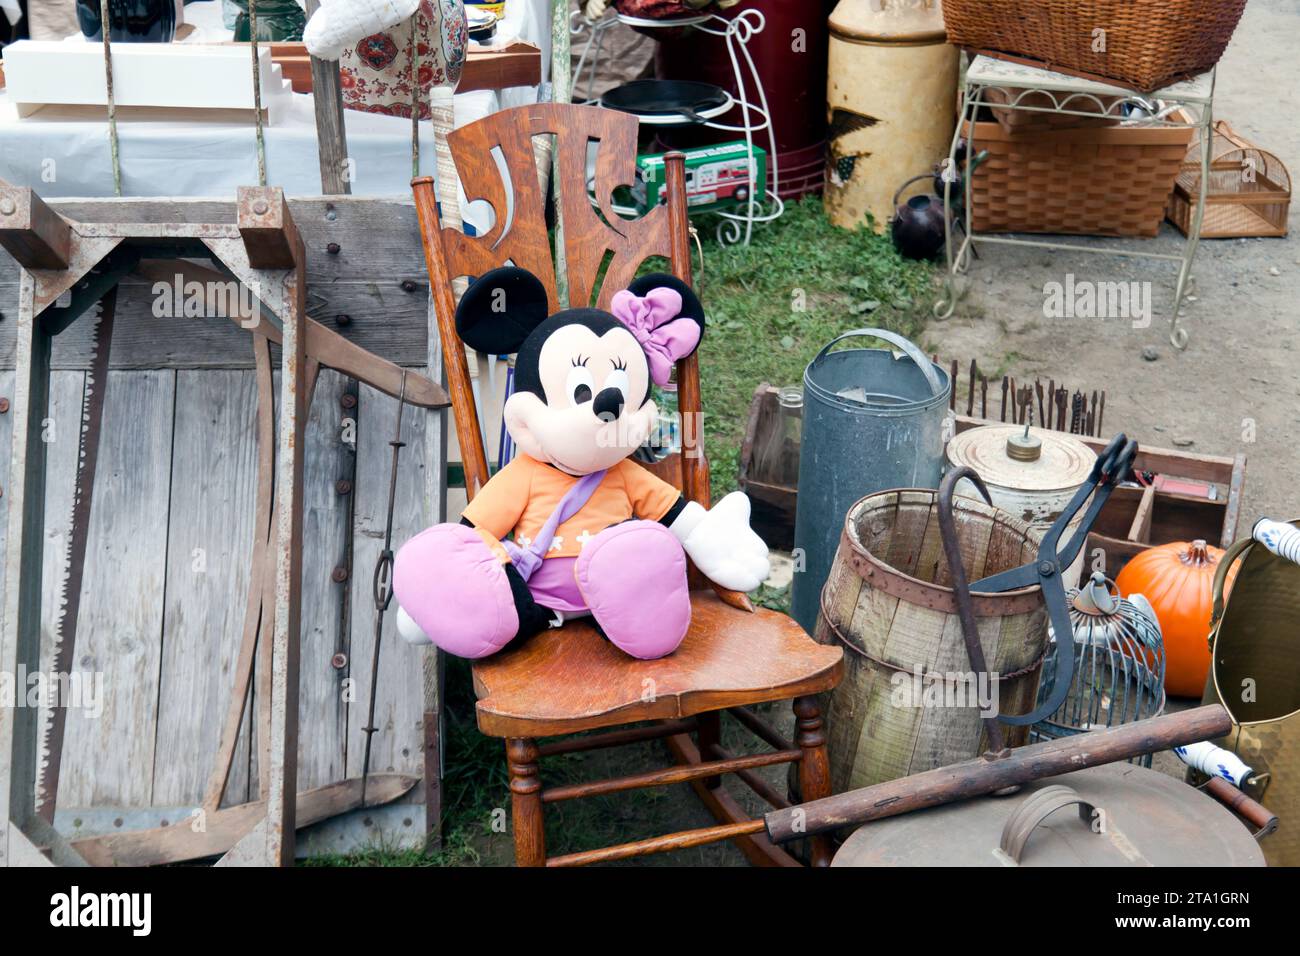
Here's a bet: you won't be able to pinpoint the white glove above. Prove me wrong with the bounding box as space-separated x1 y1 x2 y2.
670 492 771 593
396 605 433 645
302 0 420 61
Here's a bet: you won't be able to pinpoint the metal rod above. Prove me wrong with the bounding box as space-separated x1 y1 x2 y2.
360 372 408 806
98 0 122 196
410 16 421 179
250 0 267 187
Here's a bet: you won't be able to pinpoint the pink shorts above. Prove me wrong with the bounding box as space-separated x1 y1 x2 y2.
525 556 587 614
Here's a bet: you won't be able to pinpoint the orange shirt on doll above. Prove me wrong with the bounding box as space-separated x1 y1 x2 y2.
461 454 681 562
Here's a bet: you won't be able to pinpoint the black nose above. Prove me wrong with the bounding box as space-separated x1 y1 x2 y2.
592 387 625 422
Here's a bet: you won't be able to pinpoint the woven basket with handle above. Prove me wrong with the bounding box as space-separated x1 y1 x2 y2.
964 111 1194 238
942 0 1248 93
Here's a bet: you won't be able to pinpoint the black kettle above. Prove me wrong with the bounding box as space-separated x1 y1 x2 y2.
890 174 947 261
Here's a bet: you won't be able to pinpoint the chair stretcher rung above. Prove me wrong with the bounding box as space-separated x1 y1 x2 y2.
541 748 801 804
536 718 699 757
728 705 794 752
703 742 792 809
546 818 768 867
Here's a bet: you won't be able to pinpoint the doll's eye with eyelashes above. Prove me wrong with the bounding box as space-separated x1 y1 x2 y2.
566 363 595 406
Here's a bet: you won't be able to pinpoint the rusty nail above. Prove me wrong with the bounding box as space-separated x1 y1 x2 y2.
401 279 417 293
335 478 353 495
0 197 15 216
252 199 269 215
332 566 349 584
331 652 349 670
0 398 9 414
336 313 352 327
326 242 341 255
340 392 358 410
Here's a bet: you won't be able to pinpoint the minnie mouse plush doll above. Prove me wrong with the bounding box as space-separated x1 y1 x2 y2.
393 267 770 660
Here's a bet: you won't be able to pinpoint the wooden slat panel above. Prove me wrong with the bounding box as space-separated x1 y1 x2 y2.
152 370 259 808
343 383 429 780
293 369 352 791
57 370 175 809
0 280 434 370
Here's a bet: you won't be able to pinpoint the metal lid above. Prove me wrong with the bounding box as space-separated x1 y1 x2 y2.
831 763 1265 867
829 0 949 45
947 424 1093 493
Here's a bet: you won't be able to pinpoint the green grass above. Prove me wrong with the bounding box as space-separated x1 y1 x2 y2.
687 197 936 497
307 196 935 867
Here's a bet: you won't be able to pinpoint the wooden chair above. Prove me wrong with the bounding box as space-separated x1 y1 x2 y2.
412 103 842 867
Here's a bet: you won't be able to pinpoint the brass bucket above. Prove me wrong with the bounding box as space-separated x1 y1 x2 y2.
1199 517 1300 866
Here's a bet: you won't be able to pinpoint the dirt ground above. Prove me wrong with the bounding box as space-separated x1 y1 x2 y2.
930 0 1300 527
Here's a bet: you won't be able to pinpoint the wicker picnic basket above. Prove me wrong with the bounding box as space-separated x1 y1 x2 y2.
942 0 1248 93
1167 121 1291 239
965 111 1194 238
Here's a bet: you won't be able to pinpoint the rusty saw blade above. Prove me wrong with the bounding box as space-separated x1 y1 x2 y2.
35 287 117 822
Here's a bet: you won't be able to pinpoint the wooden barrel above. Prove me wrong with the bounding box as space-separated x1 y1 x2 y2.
815 489 1049 794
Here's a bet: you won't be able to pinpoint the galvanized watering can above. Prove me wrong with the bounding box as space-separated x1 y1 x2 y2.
790 329 950 633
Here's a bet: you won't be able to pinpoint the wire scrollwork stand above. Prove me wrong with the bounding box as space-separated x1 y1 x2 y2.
572 7 784 246
934 56 1215 350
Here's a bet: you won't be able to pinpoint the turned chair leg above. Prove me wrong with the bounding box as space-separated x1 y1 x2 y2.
507 737 546 867
793 696 834 867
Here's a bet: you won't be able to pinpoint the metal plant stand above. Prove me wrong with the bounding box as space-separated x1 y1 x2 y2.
935 56 1215 350
572 7 783 245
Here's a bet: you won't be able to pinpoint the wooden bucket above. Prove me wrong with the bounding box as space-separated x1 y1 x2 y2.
815 489 1049 794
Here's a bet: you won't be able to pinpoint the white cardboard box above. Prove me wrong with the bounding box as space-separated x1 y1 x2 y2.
1 40 294 122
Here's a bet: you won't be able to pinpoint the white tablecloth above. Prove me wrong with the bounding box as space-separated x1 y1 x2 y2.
0 0 553 199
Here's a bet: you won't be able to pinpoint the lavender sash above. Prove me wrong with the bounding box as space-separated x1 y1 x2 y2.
501 469 607 582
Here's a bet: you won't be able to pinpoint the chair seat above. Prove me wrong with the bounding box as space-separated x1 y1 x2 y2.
472 591 843 738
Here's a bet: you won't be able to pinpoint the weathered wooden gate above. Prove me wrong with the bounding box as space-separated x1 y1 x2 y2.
0 191 449 861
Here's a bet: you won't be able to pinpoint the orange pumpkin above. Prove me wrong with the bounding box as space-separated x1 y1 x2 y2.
1116 539 1236 698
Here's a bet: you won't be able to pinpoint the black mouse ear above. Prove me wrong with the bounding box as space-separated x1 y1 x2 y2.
456 266 550 355
625 272 705 348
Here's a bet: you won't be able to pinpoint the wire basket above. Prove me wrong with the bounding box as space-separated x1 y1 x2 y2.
1032 572 1167 767
1167 121 1291 239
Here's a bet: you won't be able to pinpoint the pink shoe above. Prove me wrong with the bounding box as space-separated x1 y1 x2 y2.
575 521 690 659
392 524 519 659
